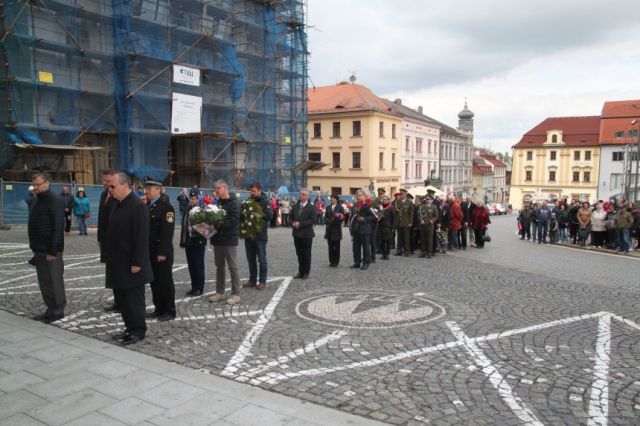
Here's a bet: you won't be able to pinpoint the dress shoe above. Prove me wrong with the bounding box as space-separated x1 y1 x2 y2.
294 273 304 279
33 312 50 321
226 294 241 305
209 293 225 302
120 334 145 345
256 283 266 290
103 304 120 313
157 313 175 322
43 313 64 324
242 281 257 288
112 331 130 340
350 264 360 268
300 274 309 279
145 311 160 319
185 289 203 297
360 263 369 270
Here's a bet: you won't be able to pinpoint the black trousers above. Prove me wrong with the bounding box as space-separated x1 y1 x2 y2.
114 285 146 337
328 239 340 265
294 237 313 275
353 233 371 265
520 223 531 239
370 226 377 260
150 258 176 316
185 244 205 291
396 226 411 253
379 239 391 257
64 213 71 233
458 224 468 248
474 228 486 248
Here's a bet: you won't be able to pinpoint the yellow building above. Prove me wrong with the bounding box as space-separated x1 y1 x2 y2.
306 83 403 196
510 116 601 209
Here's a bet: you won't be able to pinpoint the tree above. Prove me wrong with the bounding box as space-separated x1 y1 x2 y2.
503 151 512 163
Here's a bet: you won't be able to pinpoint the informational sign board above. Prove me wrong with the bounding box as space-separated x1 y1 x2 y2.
171 92 202 134
173 65 200 86
38 71 54 84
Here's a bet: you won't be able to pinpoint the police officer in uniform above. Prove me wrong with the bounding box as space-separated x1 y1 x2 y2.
180 189 207 296
145 178 176 321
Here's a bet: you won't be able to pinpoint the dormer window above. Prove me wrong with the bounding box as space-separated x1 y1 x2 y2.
551 134 558 143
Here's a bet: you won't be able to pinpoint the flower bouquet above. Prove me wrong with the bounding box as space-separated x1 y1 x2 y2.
188 204 227 239
239 198 265 240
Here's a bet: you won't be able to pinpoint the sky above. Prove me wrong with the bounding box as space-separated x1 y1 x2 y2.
306 0 640 154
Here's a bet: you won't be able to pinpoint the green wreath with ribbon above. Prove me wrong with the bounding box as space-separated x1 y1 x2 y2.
239 198 266 240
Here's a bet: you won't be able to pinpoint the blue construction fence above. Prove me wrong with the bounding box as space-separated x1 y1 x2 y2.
1 181 344 226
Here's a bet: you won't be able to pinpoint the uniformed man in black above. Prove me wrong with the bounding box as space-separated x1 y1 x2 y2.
145 178 176 321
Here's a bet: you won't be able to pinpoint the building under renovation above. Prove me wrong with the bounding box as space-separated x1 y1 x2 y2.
0 0 308 190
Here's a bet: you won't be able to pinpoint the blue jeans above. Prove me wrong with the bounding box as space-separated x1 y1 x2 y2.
559 227 568 243
245 238 267 284
537 221 548 242
531 222 539 240
617 229 630 253
75 214 87 234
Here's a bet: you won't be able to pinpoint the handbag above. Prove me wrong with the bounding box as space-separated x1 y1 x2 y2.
483 233 491 242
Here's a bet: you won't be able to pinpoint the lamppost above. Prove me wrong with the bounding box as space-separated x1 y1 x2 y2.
631 118 640 203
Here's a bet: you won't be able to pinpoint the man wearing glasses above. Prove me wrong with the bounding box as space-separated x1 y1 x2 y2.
28 173 66 323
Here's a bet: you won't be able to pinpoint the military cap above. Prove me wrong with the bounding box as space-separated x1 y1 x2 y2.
406 193 414 200
189 189 201 198
377 187 386 194
399 188 408 193
144 177 163 187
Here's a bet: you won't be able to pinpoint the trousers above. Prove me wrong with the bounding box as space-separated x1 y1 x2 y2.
113 285 146 338
214 245 240 294
34 252 66 315
352 233 371 265
150 257 176 316
245 238 268 284
185 244 205 291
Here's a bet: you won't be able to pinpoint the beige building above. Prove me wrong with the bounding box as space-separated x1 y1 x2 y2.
510 116 601 209
306 83 403 196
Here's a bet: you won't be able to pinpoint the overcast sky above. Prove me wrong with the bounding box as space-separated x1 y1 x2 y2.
307 0 640 154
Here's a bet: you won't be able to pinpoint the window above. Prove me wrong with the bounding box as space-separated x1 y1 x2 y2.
405 136 410 151
416 138 423 153
526 151 533 161
352 120 361 137
313 123 321 138
332 152 340 169
332 122 340 138
308 152 321 162
585 150 591 161
405 161 410 178
573 171 580 182
392 123 396 138
549 171 556 182
574 151 580 161
331 187 342 196
551 134 558 143
610 173 623 189
416 161 422 178
525 170 532 181
428 140 432 154
379 152 384 169
379 121 384 137
352 152 361 169
392 153 396 169
550 151 557 161
312 186 321 191
583 171 590 182
612 152 624 161
629 129 639 138
614 131 624 138
349 188 360 195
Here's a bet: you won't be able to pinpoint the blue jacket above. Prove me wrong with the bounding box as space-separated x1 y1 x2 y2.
73 197 90 216
534 206 551 223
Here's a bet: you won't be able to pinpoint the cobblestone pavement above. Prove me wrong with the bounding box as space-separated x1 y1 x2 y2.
1 215 639 425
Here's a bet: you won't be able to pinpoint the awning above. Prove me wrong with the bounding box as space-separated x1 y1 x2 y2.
14 143 106 151
296 160 328 171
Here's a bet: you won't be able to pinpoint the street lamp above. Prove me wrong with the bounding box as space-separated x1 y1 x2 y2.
631 118 640 203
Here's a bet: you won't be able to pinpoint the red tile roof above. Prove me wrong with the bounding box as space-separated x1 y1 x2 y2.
599 99 640 145
513 116 601 148
472 165 492 175
478 152 508 168
307 83 399 115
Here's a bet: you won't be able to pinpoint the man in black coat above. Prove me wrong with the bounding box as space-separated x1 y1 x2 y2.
59 186 74 235
460 196 476 249
350 190 376 270
145 178 176 321
290 189 315 279
242 182 273 290
28 173 66 323
97 169 118 312
208 180 242 305
105 172 153 345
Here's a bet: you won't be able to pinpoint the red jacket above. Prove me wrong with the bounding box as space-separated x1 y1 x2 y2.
471 207 491 230
449 201 463 231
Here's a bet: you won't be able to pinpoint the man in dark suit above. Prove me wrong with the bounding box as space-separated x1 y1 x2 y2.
290 189 315 279
460 196 476 249
105 172 153 345
97 169 118 312
350 190 376 270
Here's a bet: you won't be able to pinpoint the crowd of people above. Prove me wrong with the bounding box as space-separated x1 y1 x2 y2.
25 170 493 344
517 198 640 254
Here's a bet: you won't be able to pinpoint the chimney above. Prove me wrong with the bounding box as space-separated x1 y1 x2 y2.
417 106 423 114
394 98 402 105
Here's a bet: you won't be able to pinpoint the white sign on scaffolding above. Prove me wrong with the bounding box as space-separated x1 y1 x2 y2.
173 64 200 86
171 92 202 134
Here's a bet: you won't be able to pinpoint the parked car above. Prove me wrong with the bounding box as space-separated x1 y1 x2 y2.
495 203 507 215
487 203 500 216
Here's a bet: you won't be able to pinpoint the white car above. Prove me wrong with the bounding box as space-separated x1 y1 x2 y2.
495 203 507 215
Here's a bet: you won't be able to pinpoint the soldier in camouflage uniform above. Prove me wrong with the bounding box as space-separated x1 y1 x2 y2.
418 196 439 258
393 189 414 256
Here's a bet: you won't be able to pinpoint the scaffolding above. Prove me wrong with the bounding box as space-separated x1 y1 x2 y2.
0 0 308 190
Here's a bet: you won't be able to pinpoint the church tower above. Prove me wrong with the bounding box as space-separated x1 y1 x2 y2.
457 100 475 134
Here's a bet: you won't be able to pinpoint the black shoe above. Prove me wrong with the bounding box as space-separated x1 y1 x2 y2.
185 289 203 297
294 273 304 279
350 264 360 268
418 254 426 258
427 254 431 259
393 251 403 256
120 334 145 345
157 313 175 322
112 331 130 341
42 313 64 324
300 274 309 279
360 263 369 270
33 312 51 321
103 304 120 313
145 311 160 319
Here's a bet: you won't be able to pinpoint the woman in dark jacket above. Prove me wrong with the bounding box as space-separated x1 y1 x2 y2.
324 194 343 267
376 195 394 259
471 200 491 248
180 189 207 296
